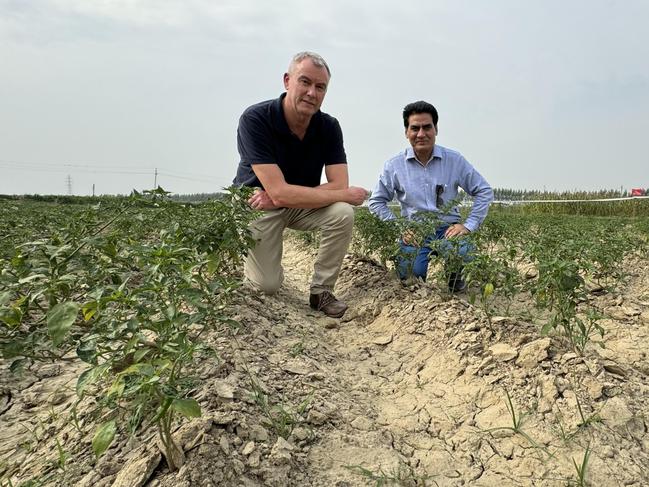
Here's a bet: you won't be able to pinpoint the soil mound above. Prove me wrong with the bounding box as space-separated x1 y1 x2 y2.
2 239 648 486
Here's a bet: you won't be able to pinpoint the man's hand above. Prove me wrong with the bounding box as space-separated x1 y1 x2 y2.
445 223 470 238
248 189 279 211
346 187 369 206
401 228 420 246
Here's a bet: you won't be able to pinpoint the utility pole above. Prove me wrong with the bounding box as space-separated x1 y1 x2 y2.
92 183 95 197
154 168 158 189
66 175 73 195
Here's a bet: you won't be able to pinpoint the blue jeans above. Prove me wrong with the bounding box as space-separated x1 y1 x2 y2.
396 225 474 281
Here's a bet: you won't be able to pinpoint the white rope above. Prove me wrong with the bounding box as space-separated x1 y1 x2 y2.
492 195 649 204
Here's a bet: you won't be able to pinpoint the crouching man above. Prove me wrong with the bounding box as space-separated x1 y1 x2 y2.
368 101 493 291
233 51 368 317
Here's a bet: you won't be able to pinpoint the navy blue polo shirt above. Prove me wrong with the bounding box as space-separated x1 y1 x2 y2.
233 93 347 188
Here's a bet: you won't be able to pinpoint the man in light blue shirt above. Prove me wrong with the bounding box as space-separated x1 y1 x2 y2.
368 100 493 291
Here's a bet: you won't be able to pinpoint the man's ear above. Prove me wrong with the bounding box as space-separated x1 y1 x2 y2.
283 72 290 90
434 125 438 135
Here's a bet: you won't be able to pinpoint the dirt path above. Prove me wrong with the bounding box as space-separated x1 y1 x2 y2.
274 241 649 486
1 238 648 486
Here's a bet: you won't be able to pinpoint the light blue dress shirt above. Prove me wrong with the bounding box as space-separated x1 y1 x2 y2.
368 145 493 232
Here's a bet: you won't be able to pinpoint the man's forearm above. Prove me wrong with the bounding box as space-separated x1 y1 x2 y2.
464 187 494 231
368 199 396 221
267 183 362 209
317 181 347 191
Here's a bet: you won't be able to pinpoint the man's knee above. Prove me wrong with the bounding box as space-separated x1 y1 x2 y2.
327 202 354 230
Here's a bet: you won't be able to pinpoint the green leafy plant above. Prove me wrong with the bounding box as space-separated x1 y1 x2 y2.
249 378 312 439
482 390 551 458
0 187 256 472
568 445 592 487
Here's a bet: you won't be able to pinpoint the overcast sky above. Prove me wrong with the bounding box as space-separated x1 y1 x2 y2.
1 0 648 196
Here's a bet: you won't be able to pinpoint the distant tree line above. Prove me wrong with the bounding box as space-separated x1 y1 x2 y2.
3 188 646 205
490 188 640 201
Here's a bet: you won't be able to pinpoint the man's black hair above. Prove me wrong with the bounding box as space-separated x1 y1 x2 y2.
403 101 439 128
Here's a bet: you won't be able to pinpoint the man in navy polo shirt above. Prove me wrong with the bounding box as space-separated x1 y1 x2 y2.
234 52 368 318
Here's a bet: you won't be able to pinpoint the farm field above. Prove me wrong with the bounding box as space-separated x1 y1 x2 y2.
1 195 648 486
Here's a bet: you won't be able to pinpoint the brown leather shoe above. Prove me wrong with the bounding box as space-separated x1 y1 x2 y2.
309 291 348 318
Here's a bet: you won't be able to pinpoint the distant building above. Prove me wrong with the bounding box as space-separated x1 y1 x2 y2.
630 188 646 196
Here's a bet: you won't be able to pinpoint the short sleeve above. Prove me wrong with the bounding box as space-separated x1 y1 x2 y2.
237 110 276 165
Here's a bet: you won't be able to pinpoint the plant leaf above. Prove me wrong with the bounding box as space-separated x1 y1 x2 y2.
47 302 79 347
171 398 201 419
92 420 116 457
0 291 12 306
76 339 97 364
77 364 109 397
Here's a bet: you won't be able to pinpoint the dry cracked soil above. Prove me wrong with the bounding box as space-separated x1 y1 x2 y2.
1 236 649 486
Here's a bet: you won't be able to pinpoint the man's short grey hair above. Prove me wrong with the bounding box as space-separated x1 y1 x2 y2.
288 51 331 77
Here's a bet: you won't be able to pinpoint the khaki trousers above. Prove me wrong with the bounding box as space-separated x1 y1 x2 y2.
244 202 354 295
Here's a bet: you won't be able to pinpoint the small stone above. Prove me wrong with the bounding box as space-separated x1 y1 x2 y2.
269 437 294 465
211 412 235 425
476 356 494 372
464 322 480 332
291 427 309 441
307 410 328 425
601 445 615 458
622 306 641 317
323 318 339 329
249 425 269 442
219 435 230 455
213 380 235 400
111 450 161 487
555 377 569 394
640 310 649 325
515 338 551 369
350 416 373 431
241 441 256 456
282 361 311 375
603 384 622 397
489 343 518 362
341 309 359 323
248 450 261 468
583 377 603 400
605 306 628 321
599 397 633 429
373 335 393 345
538 376 557 413
307 372 326 381
603 362 628 378
48 391 68 406
232 458 245 475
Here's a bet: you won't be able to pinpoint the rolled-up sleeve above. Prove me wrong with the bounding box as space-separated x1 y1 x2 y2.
368 164 397 221
460 156 493 232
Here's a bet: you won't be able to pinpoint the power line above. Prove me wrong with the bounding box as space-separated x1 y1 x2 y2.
1 164 152 176
157 171 226 184
0 159 155 171
0 160 228 184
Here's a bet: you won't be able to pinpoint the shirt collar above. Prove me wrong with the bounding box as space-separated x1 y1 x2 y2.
271 93 292 135
405 145 442 164
271 92 322 136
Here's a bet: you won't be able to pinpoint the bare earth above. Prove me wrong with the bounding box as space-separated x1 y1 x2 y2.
1 237 648 486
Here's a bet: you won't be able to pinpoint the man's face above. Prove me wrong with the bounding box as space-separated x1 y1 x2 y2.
283 58 329 118
406 113 437 156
